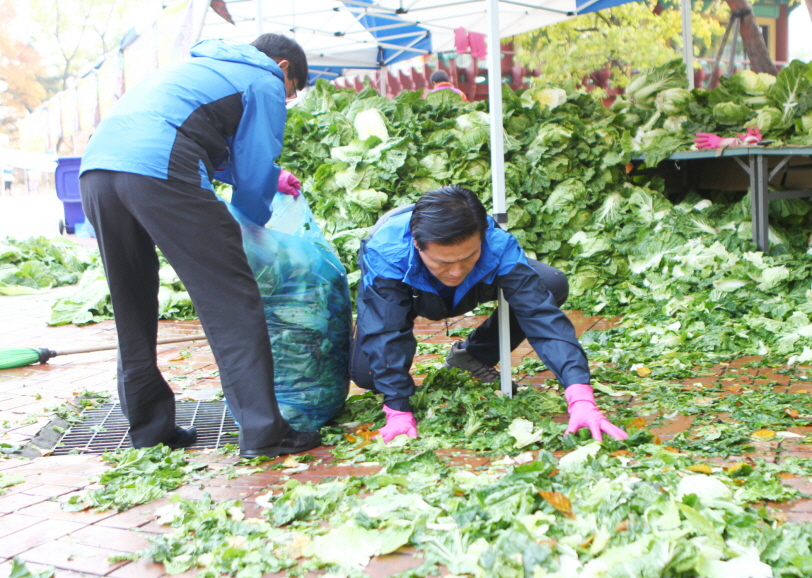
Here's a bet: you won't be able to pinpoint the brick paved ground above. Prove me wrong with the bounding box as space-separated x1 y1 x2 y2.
1 284 812 576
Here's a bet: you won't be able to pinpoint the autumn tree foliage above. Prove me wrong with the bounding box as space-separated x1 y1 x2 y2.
0 0 46 133
30 0 142 92
513 0 730 87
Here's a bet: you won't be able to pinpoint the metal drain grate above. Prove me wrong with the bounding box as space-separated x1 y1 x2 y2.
52 400 238 455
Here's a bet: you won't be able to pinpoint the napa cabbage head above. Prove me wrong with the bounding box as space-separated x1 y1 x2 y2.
728 69 776 95
347 188 387 211
798 110 812 135
354 108 389 141
626 59 687 108
522 87 567 110
534 123 573 147
663 116 688 134
745 106 785 133
712 102 752 125
655 88 693 116
633 128 670 152
615 112 642 129
460 159 490 180
455 111 490 131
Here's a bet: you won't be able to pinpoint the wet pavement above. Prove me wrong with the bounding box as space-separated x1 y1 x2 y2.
1 286 812 576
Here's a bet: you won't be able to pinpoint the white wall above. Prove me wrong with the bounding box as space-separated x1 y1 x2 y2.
789 6 812 62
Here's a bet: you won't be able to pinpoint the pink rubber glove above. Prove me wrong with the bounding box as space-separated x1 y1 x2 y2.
277 169 301 198
377 405 418 443
738 126 763 145
564 384 628 442
693 133 742 150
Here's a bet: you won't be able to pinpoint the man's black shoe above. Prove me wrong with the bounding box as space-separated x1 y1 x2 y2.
444 341 519 394
165 426 197 449
239 429 322 459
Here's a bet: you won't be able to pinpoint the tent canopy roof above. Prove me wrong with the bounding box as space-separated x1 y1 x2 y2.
199 0 640 81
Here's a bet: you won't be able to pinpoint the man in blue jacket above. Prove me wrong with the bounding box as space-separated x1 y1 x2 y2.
351 185 627 443
79 34 320 458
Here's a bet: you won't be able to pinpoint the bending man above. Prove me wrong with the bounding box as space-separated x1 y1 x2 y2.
350 186 627 443
79 34 320 459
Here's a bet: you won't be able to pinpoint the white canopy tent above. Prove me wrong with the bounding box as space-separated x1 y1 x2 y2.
199 0 691 395
198 0 434 83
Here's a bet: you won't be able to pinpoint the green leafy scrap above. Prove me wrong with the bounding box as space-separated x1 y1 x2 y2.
0 236 95 295
119 493 298 577
61 445 207 512
128 430 812 577
0 472 25 494
50 259 194 326
305 523 412 568
9 558 54 578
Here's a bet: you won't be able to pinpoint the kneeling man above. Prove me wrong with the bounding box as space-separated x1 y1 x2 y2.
350 185 627 443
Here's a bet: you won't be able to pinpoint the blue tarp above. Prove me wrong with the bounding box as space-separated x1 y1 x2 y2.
346 1 433 65
576 0 642 15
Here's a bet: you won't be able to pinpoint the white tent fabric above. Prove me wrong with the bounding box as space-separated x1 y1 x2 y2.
365 0 576 53
199 0 433 74
198 0 579 77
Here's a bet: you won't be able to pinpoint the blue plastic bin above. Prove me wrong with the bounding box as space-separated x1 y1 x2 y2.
55 157 84 234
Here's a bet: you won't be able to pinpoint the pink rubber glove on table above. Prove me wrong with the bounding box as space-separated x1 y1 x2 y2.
377 405 418 443
693 133 743 150
277 169 301 198
738 126 763 145
564 383 628 442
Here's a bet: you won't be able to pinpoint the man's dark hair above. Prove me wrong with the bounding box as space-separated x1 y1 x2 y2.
410 185 488 250
251 33 309 90
430 70 450 84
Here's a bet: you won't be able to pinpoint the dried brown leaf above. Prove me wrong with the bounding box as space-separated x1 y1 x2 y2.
629 418 647 430
539 490 575 519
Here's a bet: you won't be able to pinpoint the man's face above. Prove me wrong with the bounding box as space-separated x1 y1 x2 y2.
415 234 482 287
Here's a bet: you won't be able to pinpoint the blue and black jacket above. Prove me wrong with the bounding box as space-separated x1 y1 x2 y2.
357 206 590 411
80 40 287 226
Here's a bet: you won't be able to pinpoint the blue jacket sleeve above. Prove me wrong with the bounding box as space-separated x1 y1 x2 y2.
498 257 591 388
213 163 234 186
228 74 287 226
356 252 417 412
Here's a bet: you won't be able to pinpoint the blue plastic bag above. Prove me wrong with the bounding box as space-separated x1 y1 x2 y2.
74 219 97 238
226 193 351 431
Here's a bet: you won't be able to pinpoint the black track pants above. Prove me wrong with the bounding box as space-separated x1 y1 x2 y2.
80 170 290 450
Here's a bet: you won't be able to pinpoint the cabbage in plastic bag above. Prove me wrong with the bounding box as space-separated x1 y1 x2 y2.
226 193 351 431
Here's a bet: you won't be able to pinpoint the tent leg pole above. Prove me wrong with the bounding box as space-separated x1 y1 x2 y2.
256 0 263 35
728 17 741 76
497 289 512 397
486 0 512 397
680 0 695 88
751 154 769 251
